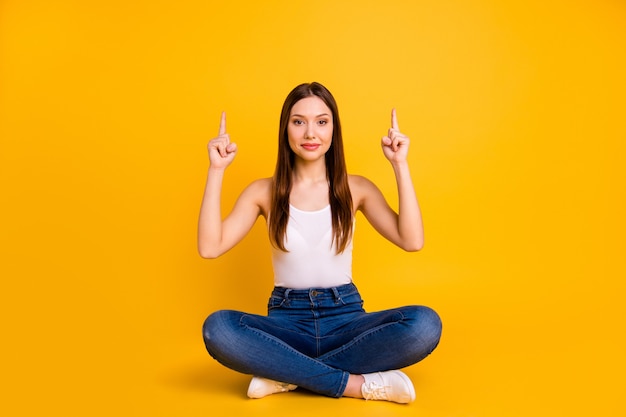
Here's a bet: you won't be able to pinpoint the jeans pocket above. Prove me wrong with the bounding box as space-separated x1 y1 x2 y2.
339 291 363 307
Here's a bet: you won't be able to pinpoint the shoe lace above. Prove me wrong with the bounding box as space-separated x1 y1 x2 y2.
274 381 292 393
362 381 390 400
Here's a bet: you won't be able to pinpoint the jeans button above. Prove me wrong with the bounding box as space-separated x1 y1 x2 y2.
311 290 319 297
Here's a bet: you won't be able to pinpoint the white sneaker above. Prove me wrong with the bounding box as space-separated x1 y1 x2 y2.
361 370 416 404
247 376 298 399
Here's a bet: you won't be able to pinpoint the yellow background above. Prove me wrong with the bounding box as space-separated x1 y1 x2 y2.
1 0 625 415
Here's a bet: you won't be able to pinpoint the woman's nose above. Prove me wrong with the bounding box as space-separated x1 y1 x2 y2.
305 124 315 139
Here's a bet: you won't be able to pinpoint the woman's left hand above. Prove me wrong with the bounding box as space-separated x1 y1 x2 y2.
381 108 410 164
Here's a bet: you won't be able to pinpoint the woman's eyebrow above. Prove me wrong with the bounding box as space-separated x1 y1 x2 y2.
290 113 331 118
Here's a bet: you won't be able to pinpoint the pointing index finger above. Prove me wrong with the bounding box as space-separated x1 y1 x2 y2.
219 111 227 135
391 108 399 131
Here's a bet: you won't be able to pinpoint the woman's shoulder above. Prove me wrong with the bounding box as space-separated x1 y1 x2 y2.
348 174 379 210
348 174 377 191
242 177 273 216
246 177 273 190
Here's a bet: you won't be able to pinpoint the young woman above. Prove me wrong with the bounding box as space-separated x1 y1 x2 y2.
199 82 441 404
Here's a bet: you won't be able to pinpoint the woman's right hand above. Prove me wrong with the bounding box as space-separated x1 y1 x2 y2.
207 112 237 169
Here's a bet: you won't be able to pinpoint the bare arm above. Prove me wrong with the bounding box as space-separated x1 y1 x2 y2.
354 109 424 251
197 112 265 258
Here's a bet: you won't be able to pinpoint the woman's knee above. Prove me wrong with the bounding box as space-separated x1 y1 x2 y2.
405 305 443 351
202 310 241 353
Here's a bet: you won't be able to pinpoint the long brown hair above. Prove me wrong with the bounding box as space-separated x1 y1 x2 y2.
269 82 353 253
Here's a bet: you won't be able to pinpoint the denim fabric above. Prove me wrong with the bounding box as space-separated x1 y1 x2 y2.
203 283 442 398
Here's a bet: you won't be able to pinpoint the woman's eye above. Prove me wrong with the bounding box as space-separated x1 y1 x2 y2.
293 120 303 125
318 120 327 125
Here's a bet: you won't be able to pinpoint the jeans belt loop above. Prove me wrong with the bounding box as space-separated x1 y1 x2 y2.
331 287 342 304
283 288 292 306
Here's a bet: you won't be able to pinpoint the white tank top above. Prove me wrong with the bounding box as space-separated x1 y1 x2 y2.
271 205 353 289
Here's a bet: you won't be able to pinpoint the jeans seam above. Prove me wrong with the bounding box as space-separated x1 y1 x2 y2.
335 371 350 398
316 317 405 364
240 319 345 397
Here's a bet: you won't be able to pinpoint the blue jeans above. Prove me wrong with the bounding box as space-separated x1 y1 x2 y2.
202 283 442 398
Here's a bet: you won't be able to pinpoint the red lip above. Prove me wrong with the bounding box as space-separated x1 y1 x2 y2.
302 144 320 150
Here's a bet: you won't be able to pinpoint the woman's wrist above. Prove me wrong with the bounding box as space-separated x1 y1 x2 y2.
208 165 227 175
390 160 411 175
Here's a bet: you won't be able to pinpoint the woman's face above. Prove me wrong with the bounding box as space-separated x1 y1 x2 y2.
287 96 333 162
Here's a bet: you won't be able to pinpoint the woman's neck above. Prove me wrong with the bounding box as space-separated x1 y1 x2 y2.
290 160 329 210
292 159 327 184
